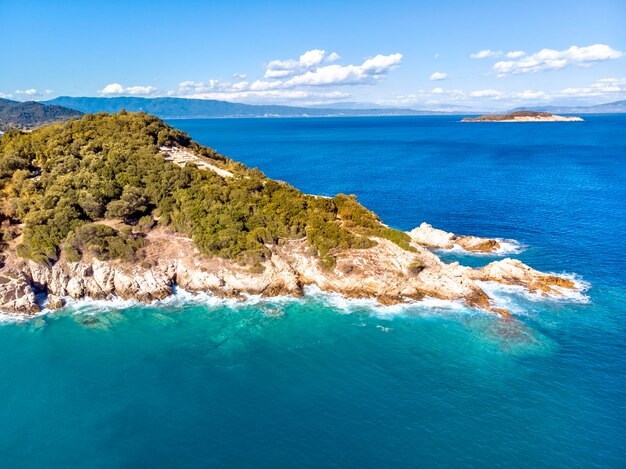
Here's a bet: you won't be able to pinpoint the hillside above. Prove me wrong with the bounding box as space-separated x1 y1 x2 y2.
0 98 83 131
0 111 412 268
43 96 430 119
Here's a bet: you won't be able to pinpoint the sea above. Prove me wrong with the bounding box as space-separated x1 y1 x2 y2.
1 115 625 467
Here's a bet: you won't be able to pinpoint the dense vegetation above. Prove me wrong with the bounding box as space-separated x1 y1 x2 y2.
0 111 413 268
0 98 83 131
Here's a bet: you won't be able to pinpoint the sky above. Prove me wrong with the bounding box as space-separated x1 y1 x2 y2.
1 0 625 110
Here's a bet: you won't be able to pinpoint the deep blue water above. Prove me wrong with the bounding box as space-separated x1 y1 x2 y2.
1 116 625 467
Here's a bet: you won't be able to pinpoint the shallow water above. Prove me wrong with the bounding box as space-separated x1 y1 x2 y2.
1 115 625 467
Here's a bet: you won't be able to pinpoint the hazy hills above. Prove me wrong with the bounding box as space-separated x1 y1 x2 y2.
509 100 626 114
0 98 83 131
43 96 440 119
2 97 623 127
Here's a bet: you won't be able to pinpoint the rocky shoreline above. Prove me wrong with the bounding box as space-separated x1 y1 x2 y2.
0 225 580 319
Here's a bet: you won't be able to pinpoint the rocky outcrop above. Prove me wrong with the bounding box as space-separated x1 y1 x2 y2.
0 273 40 315
46 294 64 310
0 227 579 318
467 258 576 296
408 222 502 253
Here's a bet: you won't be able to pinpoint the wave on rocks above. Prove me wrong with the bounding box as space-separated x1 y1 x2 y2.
439 238 526 256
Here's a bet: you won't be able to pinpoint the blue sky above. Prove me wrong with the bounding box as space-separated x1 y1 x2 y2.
1 0 625 109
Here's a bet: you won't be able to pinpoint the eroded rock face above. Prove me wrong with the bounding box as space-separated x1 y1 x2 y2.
0 228 578 318
46 294 64 310
0 273 39 315
408 223 502 253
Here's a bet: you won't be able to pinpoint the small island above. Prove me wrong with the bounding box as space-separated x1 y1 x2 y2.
462 110 583 122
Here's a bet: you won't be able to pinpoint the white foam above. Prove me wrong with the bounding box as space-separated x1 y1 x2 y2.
492 239 527 255
302 285 476 319
0 312 32 324
3 270 590 325
476 272 591 313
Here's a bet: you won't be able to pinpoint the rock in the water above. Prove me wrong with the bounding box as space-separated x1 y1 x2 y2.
408 222 501 253
468 258 576 296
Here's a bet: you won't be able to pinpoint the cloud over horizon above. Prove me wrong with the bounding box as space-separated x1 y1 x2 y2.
174 50 403 103
492 44 623 76
99 83 158 96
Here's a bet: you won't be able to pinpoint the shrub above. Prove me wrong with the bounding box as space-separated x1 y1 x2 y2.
408 259 425 275
63 223 144 262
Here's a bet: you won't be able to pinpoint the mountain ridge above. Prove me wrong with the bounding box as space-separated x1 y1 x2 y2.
44 96 442 119
0 98 83 131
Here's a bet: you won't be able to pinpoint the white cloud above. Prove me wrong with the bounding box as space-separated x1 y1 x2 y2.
263 50 401 85
560 77 626 97
511 90 548 100
99 83 158 96
493 44 623 76
282 53 402 87
430 87 465 98
327 52 341 62
429 72 449 81
505 50 526 59
470 49 503 59
265 49 334 78
15 88 40 96
233 73 247 80
469 89 503 98
0 92 13 99
176 49 402 104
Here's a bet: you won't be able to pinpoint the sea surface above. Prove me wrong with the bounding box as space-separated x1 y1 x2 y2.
2 115 625 467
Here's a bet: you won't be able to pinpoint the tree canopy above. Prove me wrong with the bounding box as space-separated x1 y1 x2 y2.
0 111 413 268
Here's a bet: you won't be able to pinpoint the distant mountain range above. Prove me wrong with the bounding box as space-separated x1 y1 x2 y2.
1 97 623 130
43 96 445 119
0 98 83 131
509 100 626 114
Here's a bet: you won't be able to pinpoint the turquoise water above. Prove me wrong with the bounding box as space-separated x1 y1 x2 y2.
1 116 625 467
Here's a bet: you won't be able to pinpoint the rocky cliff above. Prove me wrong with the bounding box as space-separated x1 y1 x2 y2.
0 226 579 318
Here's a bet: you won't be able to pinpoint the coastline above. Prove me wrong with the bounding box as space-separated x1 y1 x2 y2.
0 224 583 319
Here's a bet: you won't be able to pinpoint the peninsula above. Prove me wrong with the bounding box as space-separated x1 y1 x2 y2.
0 112 579 317
462 110 583 122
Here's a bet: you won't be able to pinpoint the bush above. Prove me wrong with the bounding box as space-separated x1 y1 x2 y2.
63 223 144 262
408 259 425 275
136 214 156 233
